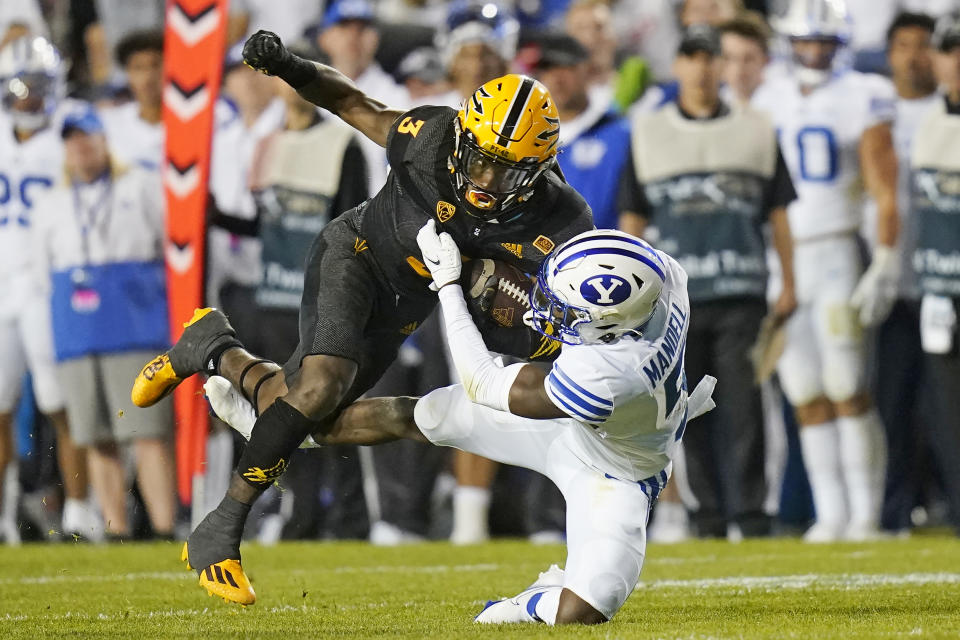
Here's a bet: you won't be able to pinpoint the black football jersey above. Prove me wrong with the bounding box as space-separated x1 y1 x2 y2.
361 105 594 298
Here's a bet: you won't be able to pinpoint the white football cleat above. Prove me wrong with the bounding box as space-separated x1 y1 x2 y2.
474 564 565 624
204 376 257 439
204 376 322 448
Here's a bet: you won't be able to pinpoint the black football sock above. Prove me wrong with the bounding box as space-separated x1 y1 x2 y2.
187 495 251 574
235 398 318 489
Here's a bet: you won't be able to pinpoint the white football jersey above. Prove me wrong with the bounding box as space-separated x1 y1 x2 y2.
101 102 164 172
752 71 895 241
544 251 691 485
0 111 64 295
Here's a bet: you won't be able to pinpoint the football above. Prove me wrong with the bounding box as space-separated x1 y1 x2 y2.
461 258 534 329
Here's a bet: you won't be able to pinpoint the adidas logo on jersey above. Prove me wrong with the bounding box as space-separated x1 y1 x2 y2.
400 322 419 335
501 243 523 258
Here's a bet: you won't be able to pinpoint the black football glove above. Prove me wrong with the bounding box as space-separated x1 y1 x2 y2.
242 30 291 76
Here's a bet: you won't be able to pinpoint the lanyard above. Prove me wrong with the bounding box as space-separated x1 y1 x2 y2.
70 174 113 270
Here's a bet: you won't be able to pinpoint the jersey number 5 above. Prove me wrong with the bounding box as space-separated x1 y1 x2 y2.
397 117 425 137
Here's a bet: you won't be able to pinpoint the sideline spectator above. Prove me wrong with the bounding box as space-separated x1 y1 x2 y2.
0 36 93 544
101 30 164 171
719 13 772 105
532 33 630 231
619 25 797 538
227 0 323 47
31 108 175 540
564 0 629 109
754 0 899 542
395 47 449 102
83 0 163 90
433 0 515 107
875 12 940 534
912 15 960 536
611 0 681 82
317 0 408 190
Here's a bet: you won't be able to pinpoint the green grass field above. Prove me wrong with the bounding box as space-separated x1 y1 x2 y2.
2 536 959 639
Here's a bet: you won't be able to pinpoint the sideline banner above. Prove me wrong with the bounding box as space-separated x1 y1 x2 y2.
163 0 228 503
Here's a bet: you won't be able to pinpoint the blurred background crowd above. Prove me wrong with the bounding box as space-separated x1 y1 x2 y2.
2 0 960 549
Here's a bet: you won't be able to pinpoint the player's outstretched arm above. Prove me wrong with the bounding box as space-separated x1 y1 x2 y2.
242 30 403 147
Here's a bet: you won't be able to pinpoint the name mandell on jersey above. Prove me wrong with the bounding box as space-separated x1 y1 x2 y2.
543 250 698 486
752 70 895 242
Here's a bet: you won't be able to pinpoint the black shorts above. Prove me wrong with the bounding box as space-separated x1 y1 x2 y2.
281 204 438 408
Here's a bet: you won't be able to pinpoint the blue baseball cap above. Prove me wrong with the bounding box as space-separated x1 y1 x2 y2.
323 0 374 28
61 107 104 138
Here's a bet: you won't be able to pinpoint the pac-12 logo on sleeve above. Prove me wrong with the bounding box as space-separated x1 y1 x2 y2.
580 275 630 306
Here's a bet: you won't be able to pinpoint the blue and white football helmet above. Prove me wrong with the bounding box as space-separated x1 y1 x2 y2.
0 36 64 132
772 0 852 87
528 230 665 345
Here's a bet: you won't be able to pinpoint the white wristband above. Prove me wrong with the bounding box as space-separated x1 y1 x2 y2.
437 284 524 412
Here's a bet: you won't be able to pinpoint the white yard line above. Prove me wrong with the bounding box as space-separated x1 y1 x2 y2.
637 572 960 591
0 563 503 587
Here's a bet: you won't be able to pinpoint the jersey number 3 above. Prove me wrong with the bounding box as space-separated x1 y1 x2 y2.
397 117 424 137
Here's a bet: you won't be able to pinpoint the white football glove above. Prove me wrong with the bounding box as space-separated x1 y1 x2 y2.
851 245 900 327
416 219 461 290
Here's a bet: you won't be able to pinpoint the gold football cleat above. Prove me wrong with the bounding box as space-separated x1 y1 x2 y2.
181 542 256 606
131 308 239 408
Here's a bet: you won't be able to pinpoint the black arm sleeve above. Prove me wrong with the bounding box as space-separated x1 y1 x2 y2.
331 138 369 217
763 145 797 220
208 195 260 236
616 146 652 219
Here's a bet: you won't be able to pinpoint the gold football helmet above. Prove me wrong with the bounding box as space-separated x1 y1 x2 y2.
453 74 559 220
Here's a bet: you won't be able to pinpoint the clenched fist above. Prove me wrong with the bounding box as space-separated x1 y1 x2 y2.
242 30 291 76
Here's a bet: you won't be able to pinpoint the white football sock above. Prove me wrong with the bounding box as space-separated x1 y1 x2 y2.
451 486 490 545
799 421 848 528
837 410 887 529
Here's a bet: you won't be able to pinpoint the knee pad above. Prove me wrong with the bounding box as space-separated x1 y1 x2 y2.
414 385 472 446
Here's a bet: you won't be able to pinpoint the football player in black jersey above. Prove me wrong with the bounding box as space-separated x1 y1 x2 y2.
130 30 593 605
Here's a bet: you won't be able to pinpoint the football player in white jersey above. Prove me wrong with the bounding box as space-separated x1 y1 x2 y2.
0 36 96 541
204 227 716 622
752 0 899 542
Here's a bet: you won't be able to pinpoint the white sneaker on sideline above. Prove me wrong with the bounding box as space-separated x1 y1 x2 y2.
369 520 425 546
648 501 690 544
0 516 20 546
62 498 104 541
803 521 846 543
844 521 885 542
